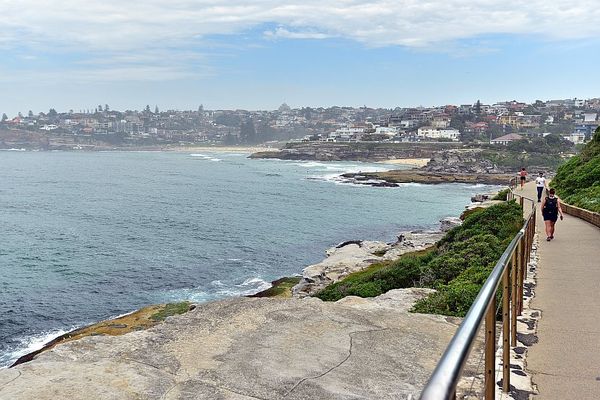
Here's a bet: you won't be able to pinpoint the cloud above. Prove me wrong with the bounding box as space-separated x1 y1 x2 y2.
264 27 332 40
1 1 600 82
2 0 600 50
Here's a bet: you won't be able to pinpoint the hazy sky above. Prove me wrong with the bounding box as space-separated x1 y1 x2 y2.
1 1 600 116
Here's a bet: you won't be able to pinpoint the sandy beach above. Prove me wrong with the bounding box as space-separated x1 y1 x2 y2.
378 158 430 168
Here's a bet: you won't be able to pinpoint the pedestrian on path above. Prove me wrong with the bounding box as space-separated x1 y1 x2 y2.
541 188 564 241
535 172 548 202
519 167 528 189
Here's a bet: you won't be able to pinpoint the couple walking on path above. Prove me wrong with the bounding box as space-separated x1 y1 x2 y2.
521 168 548 202
520 168 564 241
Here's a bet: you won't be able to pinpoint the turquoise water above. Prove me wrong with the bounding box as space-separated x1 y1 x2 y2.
0 151 495 366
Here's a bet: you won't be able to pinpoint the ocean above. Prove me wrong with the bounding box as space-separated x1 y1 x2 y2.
0 150 495 367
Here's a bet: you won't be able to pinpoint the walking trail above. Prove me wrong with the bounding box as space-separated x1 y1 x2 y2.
520 181 600 399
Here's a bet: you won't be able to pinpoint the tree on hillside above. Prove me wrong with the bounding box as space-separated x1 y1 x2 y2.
48 109 58 118
474 100 482 115
28 110 34 117
105 104 110 112
1 113 7 122
98 105 103 112
222 132 238 145
154 106 159 114
240 119 257 144
144 105 151 113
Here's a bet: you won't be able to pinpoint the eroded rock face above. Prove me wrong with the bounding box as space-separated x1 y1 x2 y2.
440 217 463 232
0 291 477 400
249 142 455 161
423 149 506 174
292 232 443 298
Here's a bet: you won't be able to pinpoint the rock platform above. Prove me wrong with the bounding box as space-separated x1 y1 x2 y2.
0 290 481 400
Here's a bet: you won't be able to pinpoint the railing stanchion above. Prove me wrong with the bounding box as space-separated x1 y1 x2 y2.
519 196 524 210
502 268 510 392
511 249 518 347
485 301 496 400
518 236 525 315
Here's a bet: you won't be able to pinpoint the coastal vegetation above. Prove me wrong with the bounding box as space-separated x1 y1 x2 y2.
250 277 301 298
479 134 574 170
492 188 510 201
552 127 600 212
315 202 523 316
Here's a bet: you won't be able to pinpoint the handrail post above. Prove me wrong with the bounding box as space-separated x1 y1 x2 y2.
485 300 496 399
502 268 510 392
510 249 517 347
519 196 524 210
518 236 525 315
516 239 523 316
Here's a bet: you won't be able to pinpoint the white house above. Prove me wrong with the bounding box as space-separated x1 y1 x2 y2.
417 127 460 141
490 133 523 145
374 126 398 137
563 132 586 144
40 124 58 131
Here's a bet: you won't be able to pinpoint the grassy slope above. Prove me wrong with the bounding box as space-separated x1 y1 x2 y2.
315 202 523 316
552 128 600 212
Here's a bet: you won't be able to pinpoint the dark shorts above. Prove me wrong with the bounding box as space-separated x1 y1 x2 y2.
520 176 526 181
543 212 558 222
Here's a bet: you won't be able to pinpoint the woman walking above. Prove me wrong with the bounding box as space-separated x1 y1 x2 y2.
519 167 528 189
541 188 564 241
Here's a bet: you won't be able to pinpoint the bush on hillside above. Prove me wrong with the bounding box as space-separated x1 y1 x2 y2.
552 127 600 212
315 202 524 316
492 188 510 201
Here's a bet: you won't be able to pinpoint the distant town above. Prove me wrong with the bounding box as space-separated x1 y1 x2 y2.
1 98 599 150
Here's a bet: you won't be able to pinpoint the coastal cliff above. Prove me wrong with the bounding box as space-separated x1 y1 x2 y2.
249 141 460 161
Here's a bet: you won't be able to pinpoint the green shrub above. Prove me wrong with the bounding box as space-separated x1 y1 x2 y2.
492 188 510 201
552 127 600 212
315 202 524 316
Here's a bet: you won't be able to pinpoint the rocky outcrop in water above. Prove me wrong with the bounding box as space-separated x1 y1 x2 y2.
341 170 515 185
292 230 445 298
0 292 485 400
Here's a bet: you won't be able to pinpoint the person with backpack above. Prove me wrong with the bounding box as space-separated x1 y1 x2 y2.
541 188 564 241
535 172 548 202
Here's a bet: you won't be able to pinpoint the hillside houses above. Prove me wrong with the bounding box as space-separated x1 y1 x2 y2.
1 97 599 149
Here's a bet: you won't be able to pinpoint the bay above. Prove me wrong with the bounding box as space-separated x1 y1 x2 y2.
0 150 495 366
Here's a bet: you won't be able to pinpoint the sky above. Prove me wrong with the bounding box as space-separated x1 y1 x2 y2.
1 0 600 116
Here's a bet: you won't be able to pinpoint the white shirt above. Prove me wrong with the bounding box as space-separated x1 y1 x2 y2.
535 177 546 187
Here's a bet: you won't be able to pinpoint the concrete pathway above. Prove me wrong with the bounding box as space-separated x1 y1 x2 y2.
519 182 600 399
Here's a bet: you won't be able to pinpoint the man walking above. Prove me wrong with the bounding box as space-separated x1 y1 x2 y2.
535 172 548 202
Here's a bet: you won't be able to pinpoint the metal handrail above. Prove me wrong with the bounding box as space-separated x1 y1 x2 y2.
420 189 536 399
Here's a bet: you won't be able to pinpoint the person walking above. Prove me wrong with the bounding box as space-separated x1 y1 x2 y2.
519 167 528 189
535 172 548 202
541 188 564 241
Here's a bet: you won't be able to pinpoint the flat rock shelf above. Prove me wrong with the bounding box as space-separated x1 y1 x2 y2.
0 291 484 400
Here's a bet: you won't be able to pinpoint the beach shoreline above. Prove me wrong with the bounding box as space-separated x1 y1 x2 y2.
377 158 430 168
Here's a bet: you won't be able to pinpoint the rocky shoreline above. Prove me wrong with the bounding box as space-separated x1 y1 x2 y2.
249 141 460 162
0 187 507 399
340 170 515 186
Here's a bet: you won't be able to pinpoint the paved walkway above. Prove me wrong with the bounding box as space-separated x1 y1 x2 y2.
519 182 600 399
